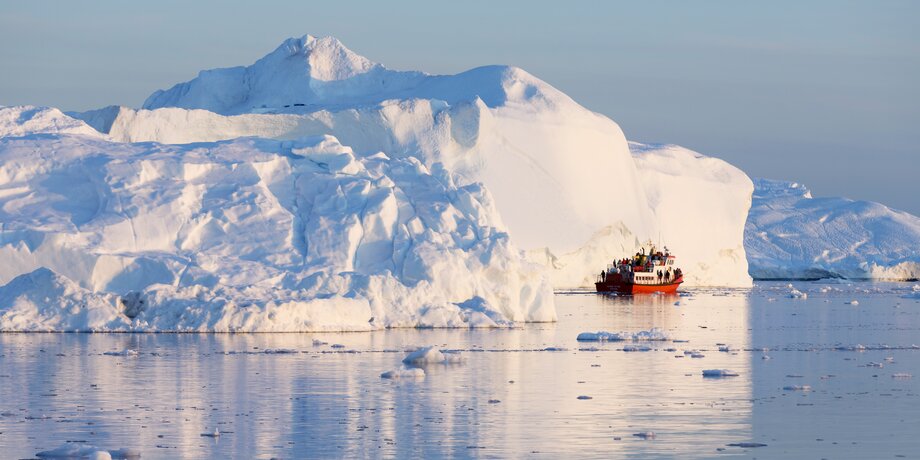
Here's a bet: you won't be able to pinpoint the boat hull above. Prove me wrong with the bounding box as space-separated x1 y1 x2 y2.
595 276 683 294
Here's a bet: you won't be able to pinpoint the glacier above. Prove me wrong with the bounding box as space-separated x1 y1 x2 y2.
745 179 920 280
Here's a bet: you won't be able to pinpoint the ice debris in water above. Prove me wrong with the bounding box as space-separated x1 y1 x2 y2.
847 300 859 305
201 428 220 437
718 345 731 352
380 368 426 379
789 288 807 299
102 349 139 357
576 328 669 342
702 369 739 377
36 444 140 459
632 432 656 440
727 442 768 448
622 345 652 352
783 385 812 391
402 346 464 365
891 373 912 379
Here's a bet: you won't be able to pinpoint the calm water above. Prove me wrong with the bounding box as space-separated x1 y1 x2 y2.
1 281 918 459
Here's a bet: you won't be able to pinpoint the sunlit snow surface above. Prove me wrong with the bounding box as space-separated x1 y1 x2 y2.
1 281 918 458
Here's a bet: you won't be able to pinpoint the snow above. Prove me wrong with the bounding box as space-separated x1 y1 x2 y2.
0 133 553 331
746 178 920 280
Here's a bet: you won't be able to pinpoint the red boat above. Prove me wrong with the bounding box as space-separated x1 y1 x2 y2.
595 242 684 294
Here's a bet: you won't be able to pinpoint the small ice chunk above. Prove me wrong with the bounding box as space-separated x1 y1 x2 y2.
201 428 220 437
891 373 912 379
633 432 656 439
36 445 140 459
847 300 859 305
702 369 739 377
789 289 807 299
576 328 668 342
312 339 327 346
103 349 138 357
577 395 593 400
718 346 731 352
783 385 812 391
690 352 705 358
576 331 626 342
622 345 651 352
380 368 426 379
402 346 463 365
727 442 768 448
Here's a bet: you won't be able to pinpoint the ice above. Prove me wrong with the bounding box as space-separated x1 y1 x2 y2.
380 368 426 379
726 442 768 448
402 346 464 365
576 328 669 342
789 288 807 299
702 369 740 377
746 179 920 280
847 300 859 305
0 134 553 331
70 36 755 289
622 345 652 352
102 349 139 357
35 444 140 459
891 373 912 379
632 432 656 440
783 385 812 391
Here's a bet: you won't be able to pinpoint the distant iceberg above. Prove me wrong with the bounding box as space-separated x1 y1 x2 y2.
746 179 920 280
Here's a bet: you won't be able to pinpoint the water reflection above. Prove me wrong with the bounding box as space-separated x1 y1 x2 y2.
0 290 755 458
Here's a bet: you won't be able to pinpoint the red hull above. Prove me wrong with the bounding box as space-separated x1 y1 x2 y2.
595 275 683 294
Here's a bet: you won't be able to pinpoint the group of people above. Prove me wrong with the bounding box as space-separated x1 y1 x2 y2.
598 245 682 285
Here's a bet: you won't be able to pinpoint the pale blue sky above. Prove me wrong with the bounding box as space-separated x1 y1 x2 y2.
1 1 917 214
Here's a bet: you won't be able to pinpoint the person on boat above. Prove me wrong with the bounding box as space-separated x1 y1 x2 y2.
600 270 606 282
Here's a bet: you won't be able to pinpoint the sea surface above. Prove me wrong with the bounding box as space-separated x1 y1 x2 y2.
1 281 919 459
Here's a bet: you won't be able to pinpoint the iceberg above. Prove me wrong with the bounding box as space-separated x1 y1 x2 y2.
72 35 754 289
746 179 920 280
0 133 553 331
0 34 765 331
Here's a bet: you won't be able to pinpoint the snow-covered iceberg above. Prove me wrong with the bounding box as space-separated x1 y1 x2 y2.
72 35 754 289
745 179 920 280
0 34 764 331
0 133 553 331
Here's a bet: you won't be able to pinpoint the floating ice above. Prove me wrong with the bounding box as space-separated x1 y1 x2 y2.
847 300 859 305
380 368 426 379
783 385 812 391
632 432 656 440
891 373 912 379
102 349 139 357
576 328 669 342
726 442 768 448
402 346 464 365
622 345 652 352
36 444 140 459
746 178 920 281
702 369 740 377
789 289 807 299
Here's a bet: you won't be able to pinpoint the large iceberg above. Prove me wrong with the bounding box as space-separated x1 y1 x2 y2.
745 179 920 280
74 35 754 289
0 34 761 331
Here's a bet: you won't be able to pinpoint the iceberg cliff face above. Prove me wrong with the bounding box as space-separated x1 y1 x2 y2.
76 35 754 288
0 133 553 331
745 179 920 280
